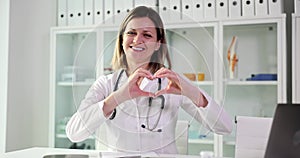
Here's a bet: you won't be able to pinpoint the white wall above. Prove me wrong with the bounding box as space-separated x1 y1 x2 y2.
4 0 56 152
0 0 10 154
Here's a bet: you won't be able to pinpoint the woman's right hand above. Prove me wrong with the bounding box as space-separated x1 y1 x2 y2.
116 68 155 102
103 68 155 117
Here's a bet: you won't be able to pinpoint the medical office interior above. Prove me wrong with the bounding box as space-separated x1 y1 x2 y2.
1 0 300 157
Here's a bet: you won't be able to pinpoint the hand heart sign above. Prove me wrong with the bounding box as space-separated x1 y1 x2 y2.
139 77 168 94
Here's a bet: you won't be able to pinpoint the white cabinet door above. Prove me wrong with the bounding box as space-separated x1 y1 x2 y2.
49 27 98 149
293 15 300 103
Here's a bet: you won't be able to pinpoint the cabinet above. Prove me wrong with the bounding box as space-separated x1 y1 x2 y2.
220 17 286 157
292 14 300 103
49 27 100 149
49 15 286 157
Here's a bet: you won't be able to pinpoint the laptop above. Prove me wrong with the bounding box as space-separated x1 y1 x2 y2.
264 103 300 158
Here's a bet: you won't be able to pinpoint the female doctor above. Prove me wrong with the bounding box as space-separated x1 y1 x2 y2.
66 6 232 154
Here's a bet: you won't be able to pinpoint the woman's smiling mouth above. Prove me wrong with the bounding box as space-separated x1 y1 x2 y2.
130 46 145 51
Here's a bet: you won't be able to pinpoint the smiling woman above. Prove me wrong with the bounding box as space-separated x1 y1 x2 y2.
65 6 233 154
121 17 161 72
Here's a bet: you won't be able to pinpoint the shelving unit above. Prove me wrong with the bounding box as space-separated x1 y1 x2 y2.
292 14 300 103
49 14 286 157
49 26 100 149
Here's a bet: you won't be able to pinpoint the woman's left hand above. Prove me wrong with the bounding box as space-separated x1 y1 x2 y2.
153 67 184 96
153 67 208 107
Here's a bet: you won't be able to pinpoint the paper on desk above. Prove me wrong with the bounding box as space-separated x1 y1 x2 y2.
99 151 158 158
235 116 273 157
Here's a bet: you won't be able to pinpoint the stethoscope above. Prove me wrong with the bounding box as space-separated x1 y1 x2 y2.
110 69 165 132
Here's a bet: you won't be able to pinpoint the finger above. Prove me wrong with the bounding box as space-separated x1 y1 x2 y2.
133 69 153 80
139 91 155 98
154 67 169 77
154 89 168 97
156 72 180 85
131 71 153 82
154 68 178 79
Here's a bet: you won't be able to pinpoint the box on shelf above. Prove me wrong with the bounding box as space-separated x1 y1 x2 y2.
67 0 84 26
242 0 255 17
216 0 229 19
192 0 205 21
255 0 268 16
61 66 92 82
204 0 216 19
295 0 300 15
94 0 104 25
229 0 242 18
57 0 67 26
268 0 283 16
182 0 194 22
246 74 277 81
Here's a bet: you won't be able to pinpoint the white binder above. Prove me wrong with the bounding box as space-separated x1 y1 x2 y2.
57 0 67 26
114 0 133 24
104 0 114 24
94 0 103 25
114 0 124 24
169 0 181 23
268 0 283 16
182 0 194 22
192 0 204 21
216 0 229 19
204 0 216 19
159 0 171 23
241 0 254 17
255 0 268 16
67 0 84 26
229 0 241 18
124 0 134 13
135 0 157 10
84 0 94 25
296 0 300 15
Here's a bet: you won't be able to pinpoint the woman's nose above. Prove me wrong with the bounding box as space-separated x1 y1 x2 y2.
133 33 143 44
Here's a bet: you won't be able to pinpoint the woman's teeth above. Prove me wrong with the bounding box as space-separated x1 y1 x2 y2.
131 46 144 51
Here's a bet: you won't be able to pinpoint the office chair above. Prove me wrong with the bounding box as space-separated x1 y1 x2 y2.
235 116 273 158
175 120 190 155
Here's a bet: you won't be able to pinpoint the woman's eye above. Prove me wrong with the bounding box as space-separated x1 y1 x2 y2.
144 34 152 38
126 31 136 36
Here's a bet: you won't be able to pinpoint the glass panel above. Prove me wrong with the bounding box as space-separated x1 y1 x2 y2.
167 27 215 82
103 31 118 75
168 26 215 155
222 23 278 158
55 31 97 149
223 23 277 81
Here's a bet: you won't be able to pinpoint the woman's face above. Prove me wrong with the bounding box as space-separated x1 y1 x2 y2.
122 17 161 66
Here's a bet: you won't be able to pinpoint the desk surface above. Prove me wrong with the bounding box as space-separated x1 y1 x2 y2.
2 147 227 158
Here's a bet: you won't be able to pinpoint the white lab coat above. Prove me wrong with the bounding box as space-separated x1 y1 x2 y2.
66 69 233 154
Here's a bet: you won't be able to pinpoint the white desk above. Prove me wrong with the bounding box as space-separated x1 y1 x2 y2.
3 147 225 158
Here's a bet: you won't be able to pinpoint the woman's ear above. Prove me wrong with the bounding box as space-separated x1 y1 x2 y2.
155 40 161 51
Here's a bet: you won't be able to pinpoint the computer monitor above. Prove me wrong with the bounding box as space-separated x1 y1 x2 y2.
264 103 300 158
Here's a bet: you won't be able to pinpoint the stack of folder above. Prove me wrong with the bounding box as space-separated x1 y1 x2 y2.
57 0 284 27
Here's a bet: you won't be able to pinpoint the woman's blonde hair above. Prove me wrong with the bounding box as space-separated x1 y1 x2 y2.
111 6 171 74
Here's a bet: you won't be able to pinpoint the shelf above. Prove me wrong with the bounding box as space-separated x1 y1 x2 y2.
192 81 214 86
57 81 94 86
225 80 277 86
56 134 95 140
188 138 214 145
223 136 236 146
